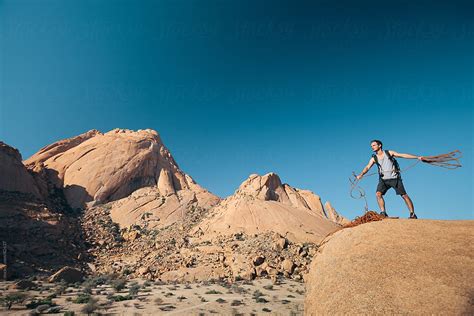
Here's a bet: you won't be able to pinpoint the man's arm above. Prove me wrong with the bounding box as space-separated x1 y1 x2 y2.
389 150 423 160
356 157 375 180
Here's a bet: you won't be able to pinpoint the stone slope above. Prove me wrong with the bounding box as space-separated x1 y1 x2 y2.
194 173 346 244
305 219 474 314
0 190 87 279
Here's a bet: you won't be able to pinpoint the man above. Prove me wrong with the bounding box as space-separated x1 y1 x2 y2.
356 140 424 219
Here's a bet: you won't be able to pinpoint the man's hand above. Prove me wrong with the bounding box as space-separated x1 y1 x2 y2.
357 157 375 181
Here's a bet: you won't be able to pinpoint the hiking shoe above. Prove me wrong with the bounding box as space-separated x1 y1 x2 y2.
379 211 388 217
409 213 418 219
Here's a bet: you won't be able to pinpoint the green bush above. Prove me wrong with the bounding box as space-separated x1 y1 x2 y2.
25 297 55 309
111 278 127 292
205 289 222 295
1 292 28 310
81 298 99 315
110 294 133 302
72 294 92 304
128 284 140 297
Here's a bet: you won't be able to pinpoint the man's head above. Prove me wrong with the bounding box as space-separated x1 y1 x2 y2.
370 139 383 152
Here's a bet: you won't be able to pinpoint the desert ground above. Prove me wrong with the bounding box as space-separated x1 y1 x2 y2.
0 277 305 315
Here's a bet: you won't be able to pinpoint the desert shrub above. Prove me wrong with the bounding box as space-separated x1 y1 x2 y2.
82 283 93 295
80 297 98 315
231 300 243 306
25 297 55 309
252 290 264 299
1 292 28 310
205 289 222 295
110 294 132 302
111 278 127 292
55 280 68 295
72 293 92 304
128 283 140 297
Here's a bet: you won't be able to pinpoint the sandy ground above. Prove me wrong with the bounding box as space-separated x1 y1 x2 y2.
0 278 305 315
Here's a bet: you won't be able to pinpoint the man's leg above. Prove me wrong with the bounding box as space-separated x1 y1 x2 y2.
401 194 415 215
376 191 386 212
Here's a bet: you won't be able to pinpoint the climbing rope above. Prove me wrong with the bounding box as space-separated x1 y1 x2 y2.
420 150 463 169
343 211 385 228
349 150 462 213
349 172 369 212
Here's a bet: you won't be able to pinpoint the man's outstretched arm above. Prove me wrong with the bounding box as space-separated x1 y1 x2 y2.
389 150 424 160
356 157 375 180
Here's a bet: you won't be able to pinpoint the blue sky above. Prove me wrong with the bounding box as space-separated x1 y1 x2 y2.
1 0 472 220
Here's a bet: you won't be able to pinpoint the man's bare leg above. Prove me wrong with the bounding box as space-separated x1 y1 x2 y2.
401 194 415 215
376 192 386 212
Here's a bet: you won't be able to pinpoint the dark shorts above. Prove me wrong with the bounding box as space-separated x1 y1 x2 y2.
376 178 407 196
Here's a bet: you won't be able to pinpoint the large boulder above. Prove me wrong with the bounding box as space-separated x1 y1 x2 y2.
305 219 474 315
48 266 84 283
0 142 41 198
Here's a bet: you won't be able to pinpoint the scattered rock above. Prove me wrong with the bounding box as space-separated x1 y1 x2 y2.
138 266 149 275
9 279 37 290
35 304 50 313
274 237 287 251
48 266 84 283
281 259 295 274
242 267 256 281
123 230 140 242
252 255 265 266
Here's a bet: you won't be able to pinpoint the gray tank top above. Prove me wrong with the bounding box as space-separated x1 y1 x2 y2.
377 151 398 179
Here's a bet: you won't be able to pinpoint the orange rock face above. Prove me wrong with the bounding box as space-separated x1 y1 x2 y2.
194 173 346 244
24 128 218 209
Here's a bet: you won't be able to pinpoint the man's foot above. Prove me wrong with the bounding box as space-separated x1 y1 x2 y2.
380 211 388 217
409 213 418 219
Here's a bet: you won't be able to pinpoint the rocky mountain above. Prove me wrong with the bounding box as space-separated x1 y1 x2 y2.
194 173 348 243
24 128 217 210
81 171 345 282
305 219 474 314
1 128 347 282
